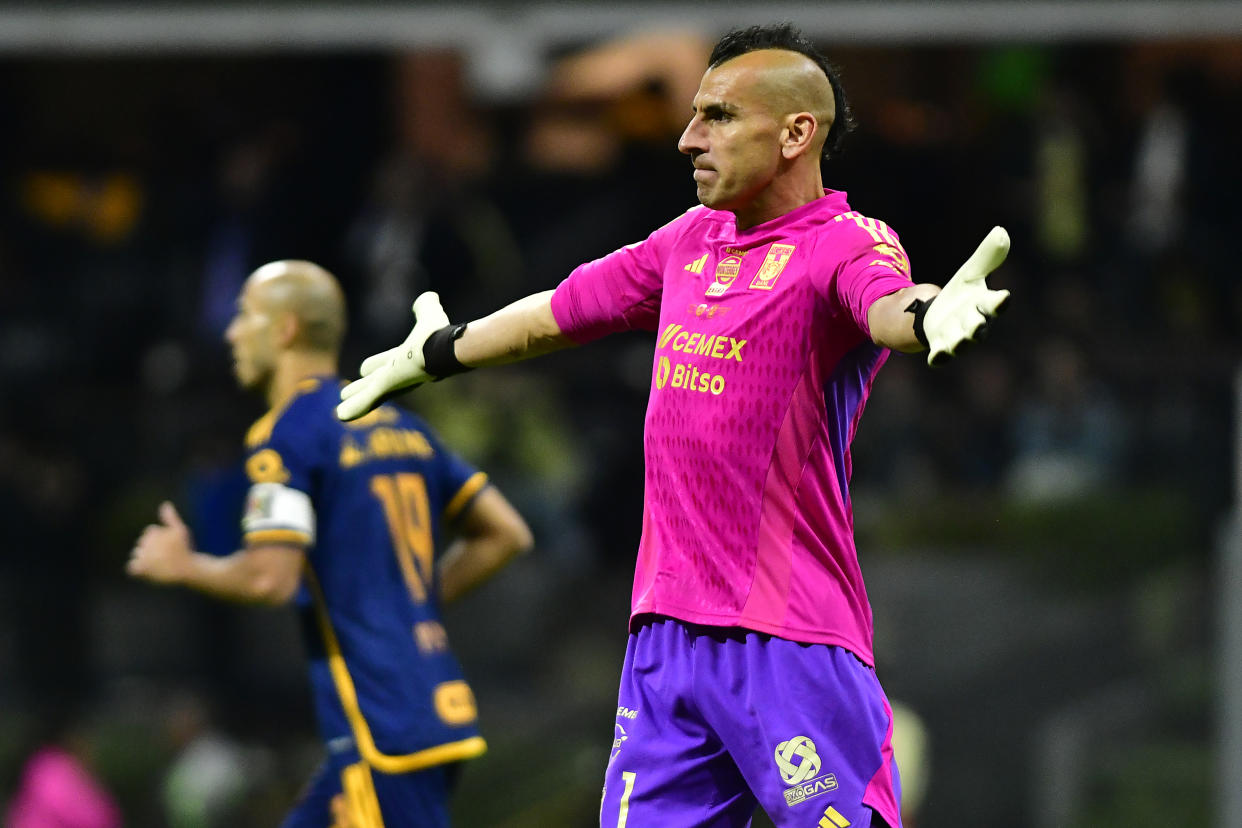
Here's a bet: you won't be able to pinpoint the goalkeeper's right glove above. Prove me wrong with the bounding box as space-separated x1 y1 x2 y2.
916 226 1011 366
336 292 468 421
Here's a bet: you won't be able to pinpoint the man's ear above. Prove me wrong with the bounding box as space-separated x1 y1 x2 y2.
781 111 818 160
274 310 301 348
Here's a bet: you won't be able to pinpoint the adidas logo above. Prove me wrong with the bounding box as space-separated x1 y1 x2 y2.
684 254 707 274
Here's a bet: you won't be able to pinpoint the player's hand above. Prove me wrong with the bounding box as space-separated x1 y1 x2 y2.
336 292 450 421
127 501 194 584
923 226 1011 366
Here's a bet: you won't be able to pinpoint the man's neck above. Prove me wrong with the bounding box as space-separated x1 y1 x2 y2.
733 168 824 231
265 351 337 409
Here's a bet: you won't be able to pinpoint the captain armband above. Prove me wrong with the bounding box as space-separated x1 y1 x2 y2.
242 481 316 545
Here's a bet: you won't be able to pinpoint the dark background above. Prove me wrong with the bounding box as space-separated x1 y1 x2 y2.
0 6 1239 827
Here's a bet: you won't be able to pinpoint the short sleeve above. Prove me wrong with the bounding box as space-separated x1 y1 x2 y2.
817 214 915 339
240 404 319 546
550 209 698 344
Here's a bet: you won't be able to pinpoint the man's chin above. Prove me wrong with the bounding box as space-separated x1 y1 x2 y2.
233 367 264 392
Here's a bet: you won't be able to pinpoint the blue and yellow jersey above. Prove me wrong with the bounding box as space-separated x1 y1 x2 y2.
240 376 489 773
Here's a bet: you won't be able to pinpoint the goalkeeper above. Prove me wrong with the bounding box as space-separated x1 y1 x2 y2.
340 23 1007 828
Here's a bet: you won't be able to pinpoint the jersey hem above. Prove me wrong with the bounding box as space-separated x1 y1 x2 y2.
629 605 874 666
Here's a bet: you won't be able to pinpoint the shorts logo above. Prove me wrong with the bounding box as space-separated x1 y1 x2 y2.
775 736 839 807
775 736 820 784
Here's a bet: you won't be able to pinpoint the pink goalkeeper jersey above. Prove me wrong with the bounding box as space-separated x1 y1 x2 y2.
551 190 913 665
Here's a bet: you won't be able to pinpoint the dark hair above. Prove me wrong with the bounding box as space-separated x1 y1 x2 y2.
708 23 856 160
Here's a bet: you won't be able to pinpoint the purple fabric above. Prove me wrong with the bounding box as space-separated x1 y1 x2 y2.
601 617 901 828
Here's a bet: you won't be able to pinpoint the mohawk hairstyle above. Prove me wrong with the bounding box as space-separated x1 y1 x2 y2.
708 23 856 160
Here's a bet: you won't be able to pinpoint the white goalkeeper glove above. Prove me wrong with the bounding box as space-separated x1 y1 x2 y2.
918 226 1011 366
336 292 457 421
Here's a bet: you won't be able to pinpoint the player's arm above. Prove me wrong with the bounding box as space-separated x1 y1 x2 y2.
867 227 1011 365
337 290 575 421
437 485 534 605
127 501 304 606
867 283 941 353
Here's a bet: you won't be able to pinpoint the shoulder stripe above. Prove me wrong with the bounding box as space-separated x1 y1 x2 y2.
244 379 325 449
304 570 488 773
444 472 489 522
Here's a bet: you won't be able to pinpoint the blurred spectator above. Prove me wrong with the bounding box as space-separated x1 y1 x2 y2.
5 706 122 828
160 693 263 828
1006 337 1128 502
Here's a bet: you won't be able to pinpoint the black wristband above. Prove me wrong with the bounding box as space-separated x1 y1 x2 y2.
904 298 932 349
422 323 473 380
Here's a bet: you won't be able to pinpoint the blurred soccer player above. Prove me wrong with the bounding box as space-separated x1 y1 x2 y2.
128 260 533 828
337 24 1010 828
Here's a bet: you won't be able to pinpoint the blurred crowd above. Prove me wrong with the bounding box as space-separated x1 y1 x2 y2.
0 30 1239 828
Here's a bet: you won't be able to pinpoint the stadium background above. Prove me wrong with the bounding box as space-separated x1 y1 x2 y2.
0 2 1239 826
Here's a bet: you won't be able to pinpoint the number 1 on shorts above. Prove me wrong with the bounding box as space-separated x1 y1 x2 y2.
616 771 636 828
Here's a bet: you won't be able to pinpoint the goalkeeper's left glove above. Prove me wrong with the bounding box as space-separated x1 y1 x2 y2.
914 226 1011 366
336 292 469 421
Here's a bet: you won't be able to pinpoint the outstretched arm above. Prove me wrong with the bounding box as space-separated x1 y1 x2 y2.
455 290 574 368
127 501 304 605
337 290 575 421
867 226 1011 365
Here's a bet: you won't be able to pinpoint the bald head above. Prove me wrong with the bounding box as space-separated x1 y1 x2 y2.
716 49 837 157
246 260 347 353
705 23 854 160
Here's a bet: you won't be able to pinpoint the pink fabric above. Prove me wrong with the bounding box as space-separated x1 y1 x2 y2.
5 747 122 828
551 191 912 664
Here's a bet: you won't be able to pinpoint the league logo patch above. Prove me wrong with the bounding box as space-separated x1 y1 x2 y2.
244 485 276 523
750 243 795 290
775 736 839 807
706 255 742 297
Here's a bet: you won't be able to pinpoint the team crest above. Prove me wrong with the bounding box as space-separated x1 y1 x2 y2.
750 243 795 290
706 255 743 297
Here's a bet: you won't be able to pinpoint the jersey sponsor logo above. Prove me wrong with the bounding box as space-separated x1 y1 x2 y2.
684 253 708 274
706 254 743 297
775 736 840 807
750 243 796 290
868 242 910 277
654 356 726 396
413 620 450 654
656 324 746 362
433 681 478 726
616 706 639 719
339 428 435 469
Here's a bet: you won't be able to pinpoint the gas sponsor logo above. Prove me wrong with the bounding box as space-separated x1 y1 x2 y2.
775 736 840 807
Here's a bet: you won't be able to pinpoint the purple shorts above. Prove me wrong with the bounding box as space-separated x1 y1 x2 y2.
601 616 901 828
